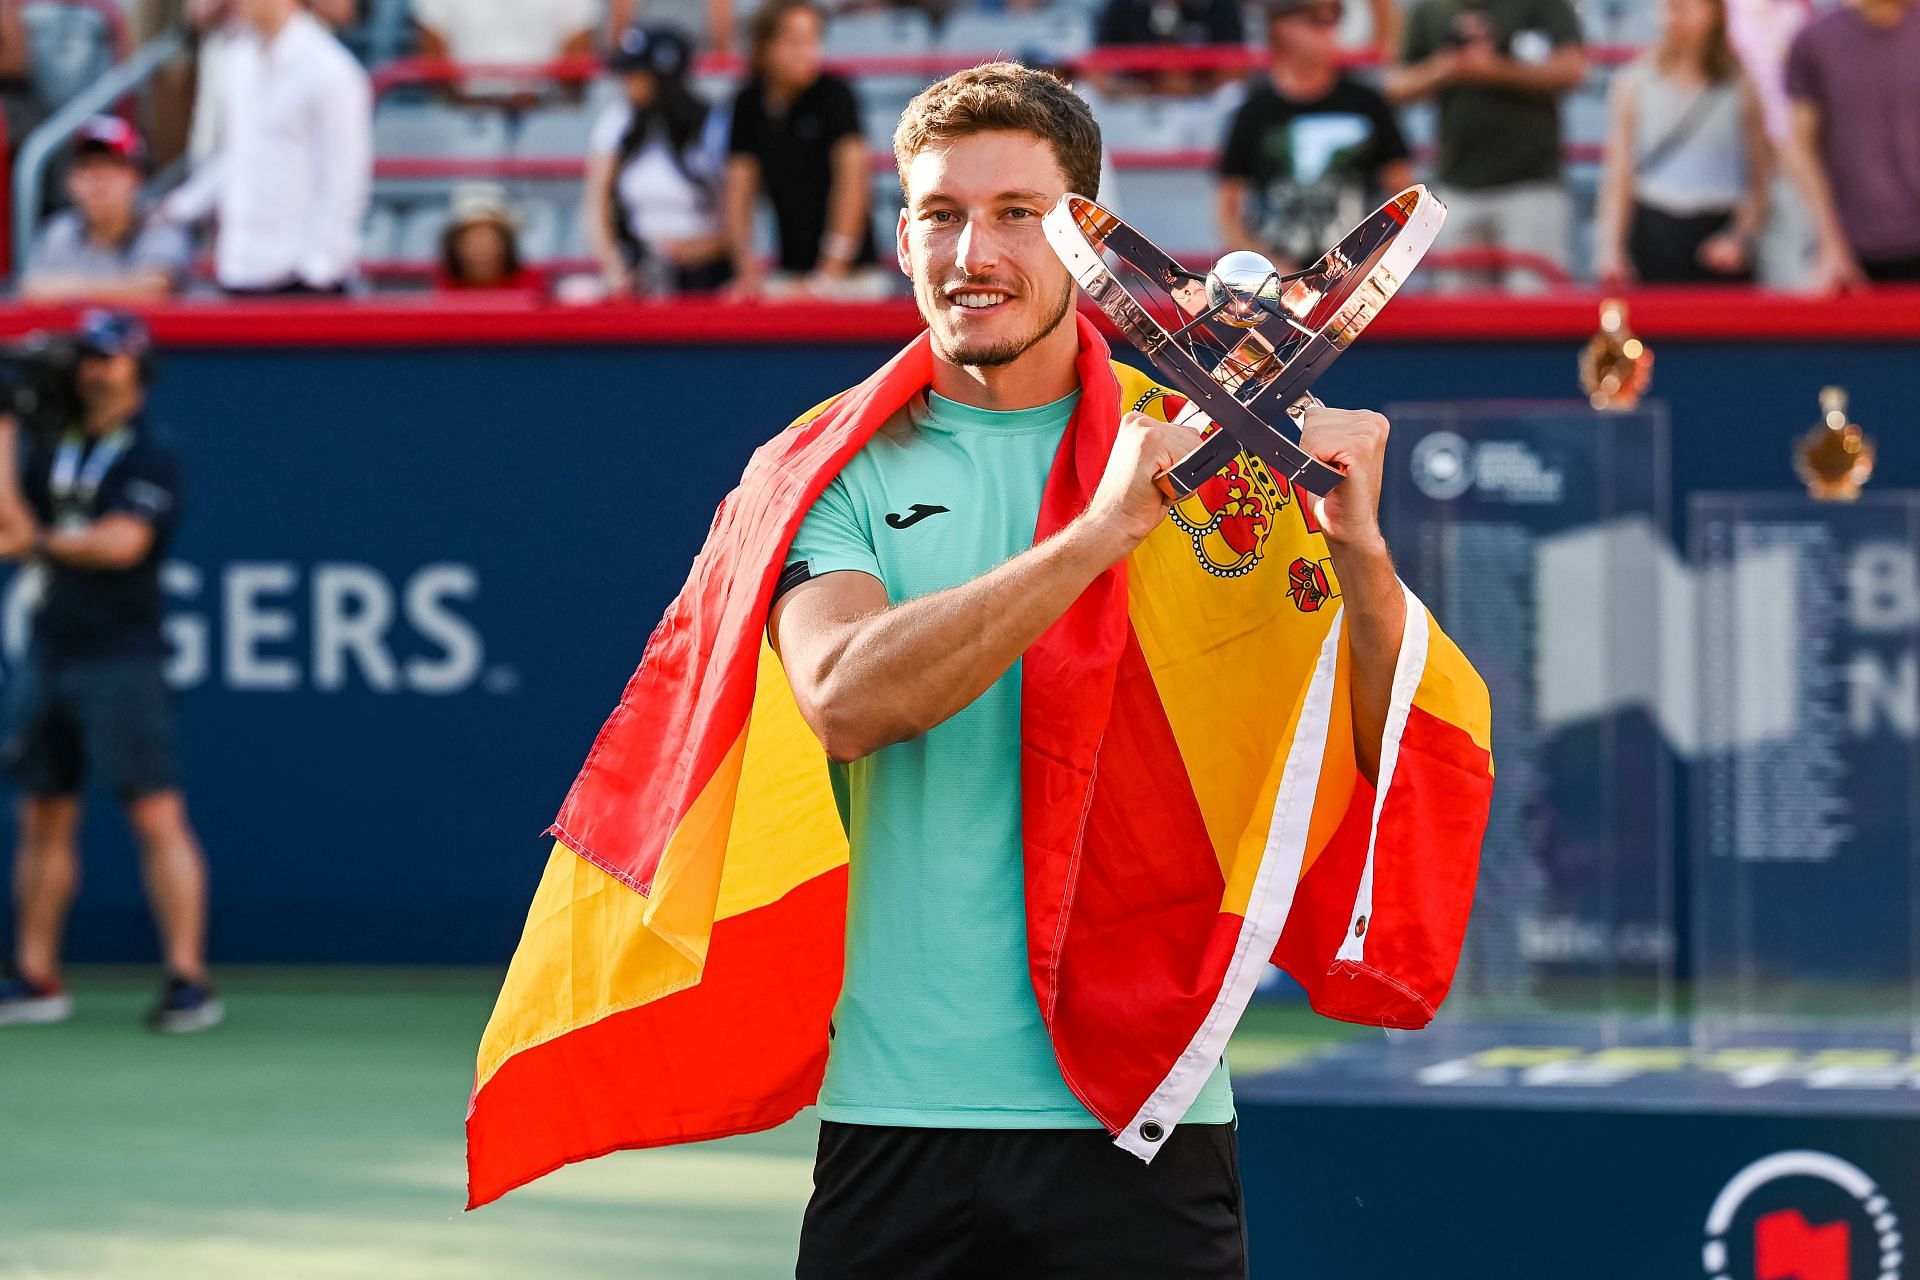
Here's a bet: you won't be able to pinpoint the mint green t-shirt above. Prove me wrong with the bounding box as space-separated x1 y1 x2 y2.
784 389 1234 1128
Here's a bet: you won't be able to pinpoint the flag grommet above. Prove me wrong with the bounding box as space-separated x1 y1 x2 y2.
1139 1120 1165 1142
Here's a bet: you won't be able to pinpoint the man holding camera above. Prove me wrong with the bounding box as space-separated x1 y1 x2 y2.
0 312 219 1034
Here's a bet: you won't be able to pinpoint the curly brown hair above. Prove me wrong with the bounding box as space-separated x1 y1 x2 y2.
893 62 1103 203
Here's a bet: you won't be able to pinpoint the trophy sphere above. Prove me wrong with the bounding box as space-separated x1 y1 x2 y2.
1205 251 1282 329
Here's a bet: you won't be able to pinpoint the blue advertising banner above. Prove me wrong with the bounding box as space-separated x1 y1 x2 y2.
18 335 1917 964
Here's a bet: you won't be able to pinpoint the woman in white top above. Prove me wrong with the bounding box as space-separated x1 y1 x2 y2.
1595 0 1771 285
584 24 733 296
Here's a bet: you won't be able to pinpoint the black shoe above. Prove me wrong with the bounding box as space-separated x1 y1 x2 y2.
0 970 72 1026
146 974 224 1034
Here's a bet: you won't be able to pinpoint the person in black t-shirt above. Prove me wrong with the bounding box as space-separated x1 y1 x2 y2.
724 0 886 299
1218 0 1414 269
0 312 222 1036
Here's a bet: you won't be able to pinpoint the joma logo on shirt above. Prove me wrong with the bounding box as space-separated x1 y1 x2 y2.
885 504 949 530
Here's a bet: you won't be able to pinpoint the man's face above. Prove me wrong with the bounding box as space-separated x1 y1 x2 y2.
896 130 1078 369
66 155 138 228
76 351 139 406
1268 2 1343 62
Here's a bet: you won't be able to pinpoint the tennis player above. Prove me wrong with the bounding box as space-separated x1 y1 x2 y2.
768 63 1415 1278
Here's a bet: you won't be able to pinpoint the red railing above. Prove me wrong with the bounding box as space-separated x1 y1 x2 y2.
365 48 1617 190
2 290 1911 348
370 142 1607 184
370 44 1640 97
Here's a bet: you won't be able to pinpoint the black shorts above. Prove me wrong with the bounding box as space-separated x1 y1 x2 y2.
796 1121 1248 1280
3 654 181 799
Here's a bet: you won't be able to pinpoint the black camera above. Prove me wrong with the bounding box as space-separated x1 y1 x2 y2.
0 332 81 441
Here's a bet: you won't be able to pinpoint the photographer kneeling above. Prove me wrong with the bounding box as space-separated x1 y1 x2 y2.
0 312 219 1034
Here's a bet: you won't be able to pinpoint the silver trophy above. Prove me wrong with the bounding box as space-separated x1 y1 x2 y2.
1043 187 1446 498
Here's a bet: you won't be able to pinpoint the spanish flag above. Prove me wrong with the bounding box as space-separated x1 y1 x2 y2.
466 315 1492 1207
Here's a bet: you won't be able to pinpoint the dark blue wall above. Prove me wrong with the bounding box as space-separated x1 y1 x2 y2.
25 333 1912 963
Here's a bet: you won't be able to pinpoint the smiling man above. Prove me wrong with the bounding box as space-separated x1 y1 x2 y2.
767 63 1431 1278
465 57 1492 1274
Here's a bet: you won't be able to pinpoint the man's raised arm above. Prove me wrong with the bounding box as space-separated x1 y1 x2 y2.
770 412 1191 762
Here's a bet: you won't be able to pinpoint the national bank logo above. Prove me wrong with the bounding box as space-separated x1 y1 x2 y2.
1704 1151 1902 1280
1409 429 1565 504
1410 430 1474 501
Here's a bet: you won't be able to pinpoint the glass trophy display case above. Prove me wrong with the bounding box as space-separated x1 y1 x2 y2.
1690 492 1920 1055
1380 401 1677 1038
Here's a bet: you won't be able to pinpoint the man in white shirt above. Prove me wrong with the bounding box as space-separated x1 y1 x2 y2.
162 0 371 294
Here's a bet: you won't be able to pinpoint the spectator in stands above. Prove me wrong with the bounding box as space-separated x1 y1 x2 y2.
608 0 735 55
724 0 885 299
1779 0 1920 288
587 25 733 296
414 0 594 103
438 182 542 292
160 0 371 296
1387 0 1587 289
1594 0 1769 285
185 0 356 169
1092 0 1245 97
21 118 191 301
1218 0 1414 270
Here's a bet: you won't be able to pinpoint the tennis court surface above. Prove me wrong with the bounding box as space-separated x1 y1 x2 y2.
1 968 1350 1280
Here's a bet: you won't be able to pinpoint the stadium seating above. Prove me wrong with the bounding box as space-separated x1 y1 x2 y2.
373 104 512 158
10 0 1656 290
938 9 1093 60
825 10 936 58
514 107 597 156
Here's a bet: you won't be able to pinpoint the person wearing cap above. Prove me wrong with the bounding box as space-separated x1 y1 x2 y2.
0 311 221 1036
438 181 543 292
586 24 733 296
22 117 192 302
1217 0 1415 271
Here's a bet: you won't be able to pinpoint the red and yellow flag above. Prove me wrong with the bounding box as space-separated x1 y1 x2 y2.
465 316 1493 1207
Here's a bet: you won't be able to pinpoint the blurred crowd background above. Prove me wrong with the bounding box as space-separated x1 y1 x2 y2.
0 0 1910 304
